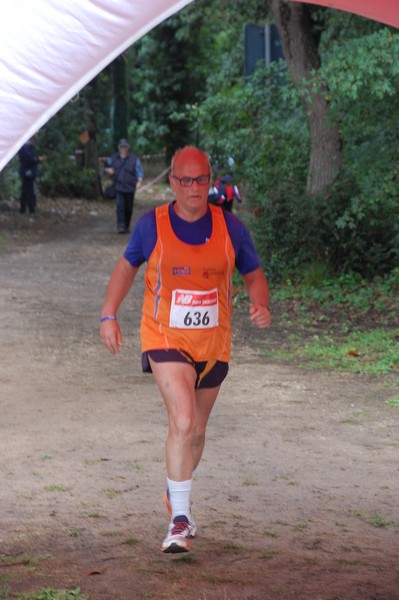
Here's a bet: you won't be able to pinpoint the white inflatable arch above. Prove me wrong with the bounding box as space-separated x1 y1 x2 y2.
0 0 397 171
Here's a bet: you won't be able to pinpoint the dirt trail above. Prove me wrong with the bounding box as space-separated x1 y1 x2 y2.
1 194 398 600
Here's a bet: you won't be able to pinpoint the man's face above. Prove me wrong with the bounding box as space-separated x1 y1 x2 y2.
119 145 129 157
169 149 211 219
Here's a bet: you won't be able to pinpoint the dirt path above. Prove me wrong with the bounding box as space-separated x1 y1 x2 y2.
1 194 399 600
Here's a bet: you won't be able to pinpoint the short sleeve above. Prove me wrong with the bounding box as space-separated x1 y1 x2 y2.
123 209 157 266
223 211 261 275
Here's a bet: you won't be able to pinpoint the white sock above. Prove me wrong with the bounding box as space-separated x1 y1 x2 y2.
167 477 192 520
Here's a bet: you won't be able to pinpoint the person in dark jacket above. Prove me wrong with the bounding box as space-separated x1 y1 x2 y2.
18 136 45 217
105 139 144 233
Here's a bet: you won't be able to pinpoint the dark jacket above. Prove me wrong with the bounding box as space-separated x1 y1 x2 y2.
18 142 40 179
109 152 138 193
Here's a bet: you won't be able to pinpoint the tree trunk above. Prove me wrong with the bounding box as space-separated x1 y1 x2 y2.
82 80 101 199
270 0 342 196
112 54 128 146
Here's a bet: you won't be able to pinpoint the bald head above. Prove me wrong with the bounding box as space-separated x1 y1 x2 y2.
169 146 212 222
171 146 211 178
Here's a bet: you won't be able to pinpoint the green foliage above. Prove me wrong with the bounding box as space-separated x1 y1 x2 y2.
314 29 399 103
128 4 209 158
385 396 399 409
39 160 95 199
0 157 20 201
36 97 101 198
126 0 268 157
275 27 399 278
198 62 312 280
274 269 398 318
195 16 399 281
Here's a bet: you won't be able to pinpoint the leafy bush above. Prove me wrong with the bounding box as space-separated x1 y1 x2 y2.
0 156 20 202
39 158 96 199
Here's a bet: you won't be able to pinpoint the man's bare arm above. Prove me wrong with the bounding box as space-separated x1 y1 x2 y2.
100 257 139 354
242 267 271 329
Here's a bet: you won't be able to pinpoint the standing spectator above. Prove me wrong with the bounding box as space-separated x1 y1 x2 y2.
18 135 45 219
105 139 144 234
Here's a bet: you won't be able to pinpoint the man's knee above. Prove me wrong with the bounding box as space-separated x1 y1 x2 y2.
170 412 197 439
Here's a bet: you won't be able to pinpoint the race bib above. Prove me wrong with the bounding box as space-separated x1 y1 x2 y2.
169 288 219 329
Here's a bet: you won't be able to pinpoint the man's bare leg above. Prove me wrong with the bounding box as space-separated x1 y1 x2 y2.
192 385 220 471
148 358 198 480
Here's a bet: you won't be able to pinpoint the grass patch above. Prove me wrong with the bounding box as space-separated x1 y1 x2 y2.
43 484 69 492
14 589 85 600
101 488 118 500
0 555 42 569
386 396 399 408
260 270 399 379
172 554 198 564
270 328 399 377
67 530 81 538
0 575 10 598
122 537 139 546
86 511 102 518
355 510 399 527
367 511 399 528
293 520 311 532
41 455 52 461
222 543 245 554
262 529 278 538
259 549 279 560
241 476 258 486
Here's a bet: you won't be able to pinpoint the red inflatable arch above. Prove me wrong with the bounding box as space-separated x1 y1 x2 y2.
291 0 399 29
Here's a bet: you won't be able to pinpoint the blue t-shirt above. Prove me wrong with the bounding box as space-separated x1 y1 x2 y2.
123 202 260 275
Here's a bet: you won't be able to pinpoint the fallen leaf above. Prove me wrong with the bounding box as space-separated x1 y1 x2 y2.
85 568 106 576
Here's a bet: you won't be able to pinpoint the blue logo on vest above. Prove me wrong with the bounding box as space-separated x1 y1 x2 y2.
172 266 191 276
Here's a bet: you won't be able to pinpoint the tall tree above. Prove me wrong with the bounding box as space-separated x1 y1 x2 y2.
270 0 342 196
112 54 128 146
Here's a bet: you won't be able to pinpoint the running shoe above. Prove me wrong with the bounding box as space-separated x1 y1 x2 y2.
163 488 197 531
160 515 197 554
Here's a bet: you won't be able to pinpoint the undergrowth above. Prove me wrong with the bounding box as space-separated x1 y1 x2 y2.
257 269 399 381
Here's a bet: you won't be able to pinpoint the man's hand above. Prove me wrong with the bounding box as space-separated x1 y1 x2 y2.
249 304 271 329
100 320 123 354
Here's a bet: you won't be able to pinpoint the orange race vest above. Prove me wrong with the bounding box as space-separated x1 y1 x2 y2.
141 203 236 362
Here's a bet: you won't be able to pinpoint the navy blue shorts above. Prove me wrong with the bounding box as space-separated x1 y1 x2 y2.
142 349 229 389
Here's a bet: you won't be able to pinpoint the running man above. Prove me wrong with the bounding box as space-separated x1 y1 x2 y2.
100 146 270 553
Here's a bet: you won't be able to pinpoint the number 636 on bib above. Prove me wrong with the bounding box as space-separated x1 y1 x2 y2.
169 288 219 329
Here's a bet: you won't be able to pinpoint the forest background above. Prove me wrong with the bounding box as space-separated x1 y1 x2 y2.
0 0 398 380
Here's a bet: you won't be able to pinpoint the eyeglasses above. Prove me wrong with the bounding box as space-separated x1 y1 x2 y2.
171 174 210 188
